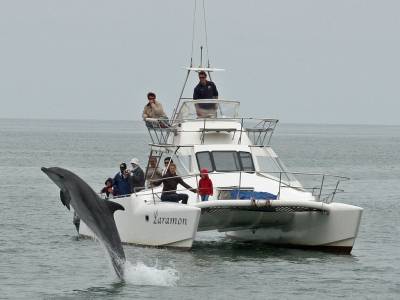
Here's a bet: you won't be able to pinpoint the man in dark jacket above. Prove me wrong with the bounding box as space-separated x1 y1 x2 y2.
160 163 197 204
129 158 145 192
193 71 218 100
113 162 131 196
193 71 219 118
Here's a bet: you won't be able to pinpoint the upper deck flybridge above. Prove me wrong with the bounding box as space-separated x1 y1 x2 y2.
143 45 278 148
146 99 278 147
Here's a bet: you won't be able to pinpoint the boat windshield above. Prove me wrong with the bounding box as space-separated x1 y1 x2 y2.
196 151 255 172
175 100 240 121
250 146 297 182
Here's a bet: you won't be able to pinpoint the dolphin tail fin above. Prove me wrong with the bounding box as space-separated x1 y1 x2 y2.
104 199 125 215
60 189 71 210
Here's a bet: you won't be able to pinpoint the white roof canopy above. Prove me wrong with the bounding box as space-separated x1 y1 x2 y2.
185 67 225 72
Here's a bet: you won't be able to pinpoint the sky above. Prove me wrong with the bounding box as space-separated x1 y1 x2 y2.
0 0 399 125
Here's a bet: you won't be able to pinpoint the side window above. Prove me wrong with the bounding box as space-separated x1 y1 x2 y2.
196 152 214 172
212 151 241 172
239 152 255 172
196 151 255 172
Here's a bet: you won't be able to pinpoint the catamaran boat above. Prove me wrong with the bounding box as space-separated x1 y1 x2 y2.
79 1 362 253
79 63 363 253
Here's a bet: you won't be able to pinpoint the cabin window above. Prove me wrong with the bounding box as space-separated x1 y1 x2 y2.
196 151 255 172
239 151 255 172
196 151 214 172
212 151 241 172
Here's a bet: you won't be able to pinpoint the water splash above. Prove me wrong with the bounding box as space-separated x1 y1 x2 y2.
123 260 179 286
91 233 179 286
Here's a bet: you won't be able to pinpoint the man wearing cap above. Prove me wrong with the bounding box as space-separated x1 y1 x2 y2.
129 158 145 192
112 163 131 196
193 71 219 118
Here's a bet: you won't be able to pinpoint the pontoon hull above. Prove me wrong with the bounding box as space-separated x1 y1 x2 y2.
79 195 201 249
79 196 362 253
225 202 362 253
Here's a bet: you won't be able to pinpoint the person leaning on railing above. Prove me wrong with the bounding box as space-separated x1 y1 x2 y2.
142 92 169 128
193 71 219 118
159 163 197 204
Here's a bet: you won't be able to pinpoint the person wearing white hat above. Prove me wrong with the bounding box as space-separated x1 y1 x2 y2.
130 158 139 165
129 158 145 192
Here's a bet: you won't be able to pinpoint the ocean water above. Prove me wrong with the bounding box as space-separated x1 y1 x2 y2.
0 119 399 299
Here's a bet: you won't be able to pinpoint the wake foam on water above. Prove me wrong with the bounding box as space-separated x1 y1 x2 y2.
123 260 179 286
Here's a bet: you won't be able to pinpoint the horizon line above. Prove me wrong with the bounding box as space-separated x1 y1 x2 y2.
0 116 399 127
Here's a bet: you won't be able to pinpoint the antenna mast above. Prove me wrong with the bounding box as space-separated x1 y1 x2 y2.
171 0 213 121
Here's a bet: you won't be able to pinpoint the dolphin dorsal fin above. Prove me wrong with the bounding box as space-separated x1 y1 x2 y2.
104 200 125 214
60 189 71 210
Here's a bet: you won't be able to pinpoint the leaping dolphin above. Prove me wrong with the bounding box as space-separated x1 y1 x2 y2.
41 167 126 279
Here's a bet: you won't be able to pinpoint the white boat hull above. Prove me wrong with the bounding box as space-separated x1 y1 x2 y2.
79 195 362 253
225 202 362 253
79 195 201 249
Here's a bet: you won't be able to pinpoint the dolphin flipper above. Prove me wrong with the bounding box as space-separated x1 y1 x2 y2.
60 189 71 210
104 200 125 214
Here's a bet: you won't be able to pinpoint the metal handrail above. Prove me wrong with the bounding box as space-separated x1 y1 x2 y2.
172 116 278 124
255 170 349 203
145 116 278 127
177 98 240 103
109 170 349 204
144 116 278 146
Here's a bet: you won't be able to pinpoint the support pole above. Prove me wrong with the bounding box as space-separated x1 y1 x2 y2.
200 45 203 67
318 175 325 201
278 172 282 199
171 70 191 122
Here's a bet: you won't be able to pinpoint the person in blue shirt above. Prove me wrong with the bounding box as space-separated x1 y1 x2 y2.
193 71 219 118
112 162 131 196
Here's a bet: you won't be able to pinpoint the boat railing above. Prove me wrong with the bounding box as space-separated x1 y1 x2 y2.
112 170 348 204
144 116 278 146
145 118 176 145
256 171 349 203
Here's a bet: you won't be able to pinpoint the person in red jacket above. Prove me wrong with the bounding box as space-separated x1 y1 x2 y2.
198 168 213 201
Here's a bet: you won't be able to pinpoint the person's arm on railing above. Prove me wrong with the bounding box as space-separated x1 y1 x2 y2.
178 177 197 193
150 176 163 187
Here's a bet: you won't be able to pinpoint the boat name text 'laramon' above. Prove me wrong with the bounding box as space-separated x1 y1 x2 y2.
153 211 188 226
